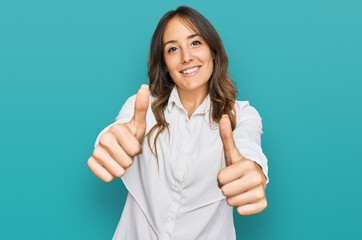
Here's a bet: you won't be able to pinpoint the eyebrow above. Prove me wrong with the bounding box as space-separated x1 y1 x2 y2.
163 34 201 48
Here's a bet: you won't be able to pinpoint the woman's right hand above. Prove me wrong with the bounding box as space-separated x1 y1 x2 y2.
87 85 150 182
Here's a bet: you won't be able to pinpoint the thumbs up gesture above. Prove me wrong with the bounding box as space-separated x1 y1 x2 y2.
87 85 150 182
217 115 268 215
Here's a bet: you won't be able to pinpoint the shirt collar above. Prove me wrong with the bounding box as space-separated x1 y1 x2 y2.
166 85 211 115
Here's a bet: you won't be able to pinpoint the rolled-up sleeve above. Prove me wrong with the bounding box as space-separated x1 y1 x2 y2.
233 101 269 184
94 95 136 148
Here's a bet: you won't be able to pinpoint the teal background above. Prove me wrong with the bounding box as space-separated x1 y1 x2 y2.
1 0 361 239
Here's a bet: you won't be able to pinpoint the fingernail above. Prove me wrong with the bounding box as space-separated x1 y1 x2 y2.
141 84 149 90
222 114 229 118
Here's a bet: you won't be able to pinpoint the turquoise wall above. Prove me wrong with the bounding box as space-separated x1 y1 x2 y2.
1 0 361 239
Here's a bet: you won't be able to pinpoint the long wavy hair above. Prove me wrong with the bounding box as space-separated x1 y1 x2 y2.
147 6 238 161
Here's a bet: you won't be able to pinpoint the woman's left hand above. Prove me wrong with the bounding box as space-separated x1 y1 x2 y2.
217 115 268 215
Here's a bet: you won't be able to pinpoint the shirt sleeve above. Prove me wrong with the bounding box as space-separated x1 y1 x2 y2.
233 101 269 184
93 94 137 148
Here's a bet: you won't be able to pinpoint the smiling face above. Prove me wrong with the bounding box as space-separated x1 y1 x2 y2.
162 16 214 95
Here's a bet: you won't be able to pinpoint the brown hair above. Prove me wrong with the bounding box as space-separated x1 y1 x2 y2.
147 6 238 161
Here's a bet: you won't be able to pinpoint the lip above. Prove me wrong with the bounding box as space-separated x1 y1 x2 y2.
179 65 201 73
179 65 201 77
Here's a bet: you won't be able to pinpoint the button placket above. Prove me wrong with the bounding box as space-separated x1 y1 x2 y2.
162 111 189 239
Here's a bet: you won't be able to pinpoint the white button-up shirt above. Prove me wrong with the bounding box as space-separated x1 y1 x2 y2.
94 86 269 240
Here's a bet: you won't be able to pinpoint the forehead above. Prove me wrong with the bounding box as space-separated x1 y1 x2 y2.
162 16 199 42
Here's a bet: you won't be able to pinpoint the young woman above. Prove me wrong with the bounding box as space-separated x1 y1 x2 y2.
88 6 269 240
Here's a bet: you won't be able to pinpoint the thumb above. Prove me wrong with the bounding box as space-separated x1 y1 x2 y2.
130 84 150 142
219 114 242 166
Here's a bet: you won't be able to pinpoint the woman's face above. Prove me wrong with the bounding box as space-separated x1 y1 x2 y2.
162 16 214 94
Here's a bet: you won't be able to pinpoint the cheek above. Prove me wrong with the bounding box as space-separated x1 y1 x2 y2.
165 56 178 71
206 56 214 78
202 53 214 72
196 50 213 66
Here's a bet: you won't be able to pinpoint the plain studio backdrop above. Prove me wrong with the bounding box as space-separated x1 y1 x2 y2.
0 0 361 239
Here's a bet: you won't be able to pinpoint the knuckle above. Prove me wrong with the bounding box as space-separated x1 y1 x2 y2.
256 188 265 200
226 198 234 207
103 175 114 183
237 206 246 215
217 171 224 185
261 199 268 210
220 186 228 196
92 147 103 160
99 132 112 146
243 160 255 169
123 158 134 168
129 144 142 156
110 123 122 133
114 168 125 178
251 174 263 186
255 175 264 185
87 157 94 169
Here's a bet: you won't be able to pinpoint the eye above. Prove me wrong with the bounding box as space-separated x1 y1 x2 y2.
168 47 177 53
191 40 201 46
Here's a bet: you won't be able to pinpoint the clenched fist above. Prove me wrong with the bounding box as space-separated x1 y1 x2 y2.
87 85 150 182
217 114 268 215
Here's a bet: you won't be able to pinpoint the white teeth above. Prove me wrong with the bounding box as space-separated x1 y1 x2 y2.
182 67 199 74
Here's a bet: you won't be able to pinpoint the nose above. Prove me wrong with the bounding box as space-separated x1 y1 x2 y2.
181 48 193 64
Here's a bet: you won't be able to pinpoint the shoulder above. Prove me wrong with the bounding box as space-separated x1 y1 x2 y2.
233 100 263 127
235 101 263 135
234 100 250 112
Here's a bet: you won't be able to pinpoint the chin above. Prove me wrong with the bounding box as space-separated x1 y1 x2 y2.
180 82 208 92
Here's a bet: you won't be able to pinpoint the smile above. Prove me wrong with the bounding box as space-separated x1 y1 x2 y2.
180 66 201 76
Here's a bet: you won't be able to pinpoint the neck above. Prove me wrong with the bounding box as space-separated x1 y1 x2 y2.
177 85 208 118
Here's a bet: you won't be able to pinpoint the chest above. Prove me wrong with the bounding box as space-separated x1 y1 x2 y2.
148 109 225 185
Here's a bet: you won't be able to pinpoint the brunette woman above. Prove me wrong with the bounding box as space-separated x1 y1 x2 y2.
88 6 269 240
